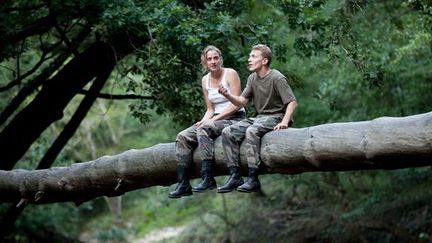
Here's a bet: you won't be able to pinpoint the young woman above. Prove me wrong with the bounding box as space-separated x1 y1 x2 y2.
169 45 245 198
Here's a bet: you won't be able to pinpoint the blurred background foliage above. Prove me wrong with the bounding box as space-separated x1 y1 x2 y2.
0 0 431 242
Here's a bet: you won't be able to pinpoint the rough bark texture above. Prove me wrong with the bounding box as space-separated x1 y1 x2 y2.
0 112 431 205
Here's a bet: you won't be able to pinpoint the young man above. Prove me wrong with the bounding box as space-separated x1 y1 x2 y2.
217 44 298 193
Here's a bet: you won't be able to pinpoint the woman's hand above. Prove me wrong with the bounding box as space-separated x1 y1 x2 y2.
194 119 208 127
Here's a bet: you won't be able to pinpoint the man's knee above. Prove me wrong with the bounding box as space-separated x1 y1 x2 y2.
245 125 259 138
221 126 232 138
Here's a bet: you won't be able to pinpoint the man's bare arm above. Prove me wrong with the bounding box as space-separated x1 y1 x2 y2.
274 100 298 130
218 85 249 107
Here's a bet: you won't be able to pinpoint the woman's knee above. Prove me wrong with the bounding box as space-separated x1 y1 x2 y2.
176 131 188 142
199 120 216 132
197 126 209 137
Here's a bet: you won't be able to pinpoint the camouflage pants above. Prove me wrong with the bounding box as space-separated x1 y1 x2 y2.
221 114 284 169
175 112 245 167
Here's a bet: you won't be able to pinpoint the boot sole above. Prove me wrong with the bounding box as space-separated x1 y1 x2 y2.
236 187 260 193
192 186 216 193
216 188 236 193
168 192 193 198
217 182 244 193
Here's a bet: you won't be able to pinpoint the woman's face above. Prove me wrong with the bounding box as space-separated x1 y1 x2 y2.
206 50 221 71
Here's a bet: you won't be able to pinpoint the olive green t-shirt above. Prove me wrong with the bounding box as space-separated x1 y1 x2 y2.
241 69 296 115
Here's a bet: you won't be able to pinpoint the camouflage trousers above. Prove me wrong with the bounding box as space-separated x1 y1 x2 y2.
175 111 245 167
221 113 284 169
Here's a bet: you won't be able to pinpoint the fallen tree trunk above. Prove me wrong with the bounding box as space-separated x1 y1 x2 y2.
0 112 431 205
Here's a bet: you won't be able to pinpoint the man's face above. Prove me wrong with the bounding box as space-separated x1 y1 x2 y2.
206 50 221 71
247 49 266 72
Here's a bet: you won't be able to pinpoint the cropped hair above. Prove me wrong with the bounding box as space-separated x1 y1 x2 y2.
201 45 223 70
252 44 272 66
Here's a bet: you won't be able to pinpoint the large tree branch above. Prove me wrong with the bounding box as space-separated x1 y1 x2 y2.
0 112 430 204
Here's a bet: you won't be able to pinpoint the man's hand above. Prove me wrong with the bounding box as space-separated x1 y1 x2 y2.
274 123 289 130
218 85 229 96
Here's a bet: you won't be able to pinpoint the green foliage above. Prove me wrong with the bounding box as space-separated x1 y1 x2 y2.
81 186 212 240
267 0 432 126
94 225 129 242
1 203 82 242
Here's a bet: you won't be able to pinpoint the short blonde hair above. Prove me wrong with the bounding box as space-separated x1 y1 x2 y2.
252 44 272 66
200 45 223 70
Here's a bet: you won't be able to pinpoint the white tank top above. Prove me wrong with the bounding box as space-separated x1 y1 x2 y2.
206 69 245 114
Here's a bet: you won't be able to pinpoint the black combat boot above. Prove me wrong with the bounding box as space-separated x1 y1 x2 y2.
169 165 193 198
237 167 260 193
192 160 217 192
217 166 244 193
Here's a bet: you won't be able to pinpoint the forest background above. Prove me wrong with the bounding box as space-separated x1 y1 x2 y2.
0 0 431 242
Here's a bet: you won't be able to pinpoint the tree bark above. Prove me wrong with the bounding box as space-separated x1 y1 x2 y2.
0 112 430 205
